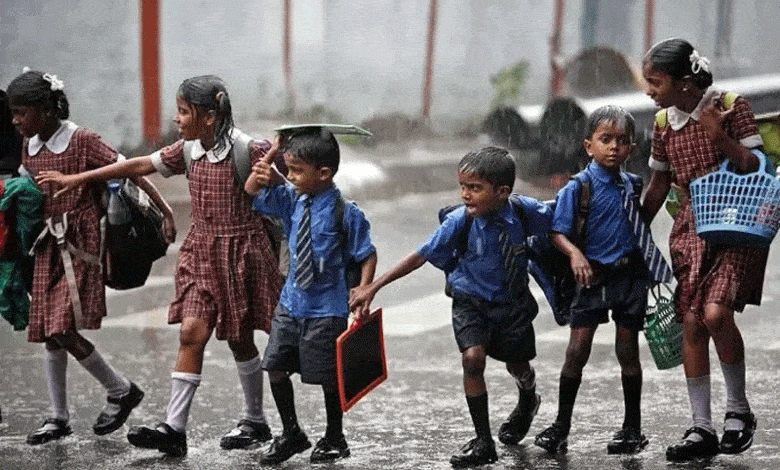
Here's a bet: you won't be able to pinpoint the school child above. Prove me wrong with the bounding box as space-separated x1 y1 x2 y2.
6 70 175 444
641 39 766 461
246 126 377 464
350 147 551 467
37 75 284 456
533 105 664 455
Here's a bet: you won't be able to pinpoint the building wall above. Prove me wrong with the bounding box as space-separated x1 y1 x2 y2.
1 0 777 147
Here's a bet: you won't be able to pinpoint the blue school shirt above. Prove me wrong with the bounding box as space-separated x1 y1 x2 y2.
253 182 375 319
551 161 638 265
418 197 552 303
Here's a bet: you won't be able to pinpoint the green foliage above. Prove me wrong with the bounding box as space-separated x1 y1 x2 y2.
489 61 529 109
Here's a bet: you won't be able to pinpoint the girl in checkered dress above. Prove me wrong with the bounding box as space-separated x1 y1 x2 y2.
641 39 766 461
38 75 284 456
7 70 175 445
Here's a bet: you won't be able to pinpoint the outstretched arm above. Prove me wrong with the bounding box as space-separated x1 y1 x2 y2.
642 169 672 223
349 251 426 319
37 156 157 198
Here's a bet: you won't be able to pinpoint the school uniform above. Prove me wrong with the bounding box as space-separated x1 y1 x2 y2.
419 198 551 363
253 183 375 385
23 121 116 342
150 128 283 341
649 87 767 320
552 161 649 331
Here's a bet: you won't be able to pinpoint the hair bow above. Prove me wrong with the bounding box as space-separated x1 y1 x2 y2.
689 50 710 75
42 73 65 92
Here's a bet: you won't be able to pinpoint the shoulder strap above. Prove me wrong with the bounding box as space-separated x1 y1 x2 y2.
571 172 590 248
231 132 254 185
655 109 668 129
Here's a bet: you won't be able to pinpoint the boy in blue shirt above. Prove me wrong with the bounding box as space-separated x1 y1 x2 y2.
246 127 377 464
350 147 552 467
534 105 661 454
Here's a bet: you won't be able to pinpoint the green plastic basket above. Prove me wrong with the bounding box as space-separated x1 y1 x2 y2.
644 285 683 370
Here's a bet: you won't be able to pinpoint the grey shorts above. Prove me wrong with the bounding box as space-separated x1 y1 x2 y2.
451 295 536 364
262 304 348 386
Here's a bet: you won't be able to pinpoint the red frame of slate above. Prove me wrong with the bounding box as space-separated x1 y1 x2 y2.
336 308 388 412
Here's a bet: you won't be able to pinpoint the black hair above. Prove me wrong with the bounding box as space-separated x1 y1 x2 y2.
281 127 340 173
585 105 636 142
458 146 515 190
177 75 234 153
644 38 713 89
6 70 70 119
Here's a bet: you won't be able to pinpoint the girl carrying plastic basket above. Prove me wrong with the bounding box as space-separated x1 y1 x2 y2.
641 39 768 461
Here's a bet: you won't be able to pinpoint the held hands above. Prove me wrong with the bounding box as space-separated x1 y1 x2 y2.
349 283 377 322
246 135 284 193
36 171 83 198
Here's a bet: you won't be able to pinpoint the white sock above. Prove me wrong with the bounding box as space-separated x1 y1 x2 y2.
78 349 131 398
721 360 750 431
686 375 715 438
165 372 201 433
236 356 266 424
45 348 69 422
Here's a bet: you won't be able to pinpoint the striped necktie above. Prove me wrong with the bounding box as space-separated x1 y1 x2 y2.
497 219 520 295
620 175 673 284
295 197 314 289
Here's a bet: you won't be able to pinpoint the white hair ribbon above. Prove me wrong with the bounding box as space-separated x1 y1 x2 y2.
42 73 64 91
689 50 710 75
22 66 31 73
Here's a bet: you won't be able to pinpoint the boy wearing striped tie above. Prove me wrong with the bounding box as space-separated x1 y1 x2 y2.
246 127 377 464
350 147 553 467
535 105 670 455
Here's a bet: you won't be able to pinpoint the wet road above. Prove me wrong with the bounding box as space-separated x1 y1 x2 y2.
0 191 778 470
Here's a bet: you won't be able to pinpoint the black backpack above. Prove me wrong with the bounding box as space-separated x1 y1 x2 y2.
334 196 363 289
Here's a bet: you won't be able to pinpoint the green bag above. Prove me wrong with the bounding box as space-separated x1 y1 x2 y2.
643 284 683 370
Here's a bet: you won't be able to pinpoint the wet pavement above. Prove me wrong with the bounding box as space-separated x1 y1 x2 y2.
0 163 779 469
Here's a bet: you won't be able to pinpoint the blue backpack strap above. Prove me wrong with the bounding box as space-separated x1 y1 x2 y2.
570 171 591 248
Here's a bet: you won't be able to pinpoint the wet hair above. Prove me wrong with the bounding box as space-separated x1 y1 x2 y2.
6 70 70 119
644 38 713 89
585 105 636 142
281 127 340 174
458 146 515 190
177 75 234 153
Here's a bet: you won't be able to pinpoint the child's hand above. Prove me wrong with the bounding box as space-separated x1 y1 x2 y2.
36 171 82 198
570 251 594 288
162 212 177 244
349 284 376 320
699 96 734 141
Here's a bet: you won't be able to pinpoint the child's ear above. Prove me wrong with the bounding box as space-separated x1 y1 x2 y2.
497 184 511 198
583 138 593 157
203 110 217 128
317 166 333 181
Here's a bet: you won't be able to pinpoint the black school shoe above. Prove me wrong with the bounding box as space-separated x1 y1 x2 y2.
127 422 187 457
260 426 312 465
93 382 145 435
450 437 498 468
498 391 541 445
220 419 272 450
534 421 569 454
606 427 649 454
720 411 757 454
26 418 72 445
665 427 719 461
310 434 351 462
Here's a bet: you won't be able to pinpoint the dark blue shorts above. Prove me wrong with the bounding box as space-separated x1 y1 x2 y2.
262 304 348 386
451 294 536 364
569 254 649 331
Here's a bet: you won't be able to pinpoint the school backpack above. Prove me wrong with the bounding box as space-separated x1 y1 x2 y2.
0 180 12 258
102 178 169 290
334 196 363 289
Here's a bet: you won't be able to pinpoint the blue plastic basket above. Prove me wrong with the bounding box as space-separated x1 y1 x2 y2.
689 150 780 246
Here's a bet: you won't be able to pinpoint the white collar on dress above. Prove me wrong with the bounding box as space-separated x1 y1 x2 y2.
186 127 245 163
667 87 721 131
27 120 78 155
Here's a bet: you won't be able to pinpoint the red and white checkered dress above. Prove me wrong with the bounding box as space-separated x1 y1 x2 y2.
651 94 768 321
155 137 283 341
23 126 118 343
